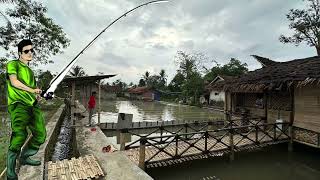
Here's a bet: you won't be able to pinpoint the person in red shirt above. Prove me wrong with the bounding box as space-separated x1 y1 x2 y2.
87 91 96 126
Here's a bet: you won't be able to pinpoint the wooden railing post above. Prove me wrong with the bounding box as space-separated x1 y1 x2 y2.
273 124 277 141
318 132 320 147
229 128 234 161
175 134 179 157
184 123 188 140
228 111 234 161
204 131 208 153
288 125 293 152
255 125 259 143
120 129 127 151
160 126 163 144
139 137 146 170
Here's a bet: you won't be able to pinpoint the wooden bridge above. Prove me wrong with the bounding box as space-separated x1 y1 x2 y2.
113 117 292 169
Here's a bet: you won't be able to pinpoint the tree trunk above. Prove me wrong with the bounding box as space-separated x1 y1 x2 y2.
317 46 320 56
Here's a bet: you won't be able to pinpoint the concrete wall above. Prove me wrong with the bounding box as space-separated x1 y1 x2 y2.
18 104 66 180
210 90 225 102
75 103 153 180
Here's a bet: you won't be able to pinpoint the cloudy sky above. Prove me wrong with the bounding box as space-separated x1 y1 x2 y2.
1 0 317 84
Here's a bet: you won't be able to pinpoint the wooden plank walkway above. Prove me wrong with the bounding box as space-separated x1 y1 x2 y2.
124 131 289 168
47 155 104 180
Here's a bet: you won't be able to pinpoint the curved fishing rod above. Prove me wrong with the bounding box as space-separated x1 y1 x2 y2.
42 0 169 99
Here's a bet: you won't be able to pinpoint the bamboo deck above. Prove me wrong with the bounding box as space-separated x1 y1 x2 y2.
47 155 104 180
124 131 289 168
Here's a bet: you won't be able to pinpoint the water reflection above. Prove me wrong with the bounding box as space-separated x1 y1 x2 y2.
93 100 224 123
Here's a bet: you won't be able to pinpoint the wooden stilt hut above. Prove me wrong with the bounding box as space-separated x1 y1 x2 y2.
62 75 116 125
223 55 320 148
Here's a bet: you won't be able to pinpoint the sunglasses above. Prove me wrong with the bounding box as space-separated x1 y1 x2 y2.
23 48 34 54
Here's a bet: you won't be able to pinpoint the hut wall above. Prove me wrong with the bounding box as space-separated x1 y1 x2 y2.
267 109 291 123
209 90 225 102
294 84 320 133
234 91 292 123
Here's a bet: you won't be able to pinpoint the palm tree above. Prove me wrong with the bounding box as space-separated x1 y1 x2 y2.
159 69 167 87
159 69 166 81
143 71 150 86
70 65 86 77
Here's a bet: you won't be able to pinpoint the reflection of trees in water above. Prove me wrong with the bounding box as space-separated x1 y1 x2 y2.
100 100 119 113
100 100 224 122
133 101 164 121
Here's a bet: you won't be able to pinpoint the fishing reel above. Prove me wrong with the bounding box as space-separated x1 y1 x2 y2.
41 90 54 100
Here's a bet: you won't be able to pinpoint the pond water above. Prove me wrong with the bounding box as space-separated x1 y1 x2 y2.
97 100 320 180
147 143 320 180
92 100 224 123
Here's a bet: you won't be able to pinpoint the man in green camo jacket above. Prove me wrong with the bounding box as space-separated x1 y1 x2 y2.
6 39 46 180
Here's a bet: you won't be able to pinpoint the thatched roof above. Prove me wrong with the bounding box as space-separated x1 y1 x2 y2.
252 55 278 67
206 75 235 91
225 56 320 92
62 75 116 85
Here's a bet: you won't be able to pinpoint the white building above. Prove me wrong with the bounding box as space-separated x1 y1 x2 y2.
207 75 233 103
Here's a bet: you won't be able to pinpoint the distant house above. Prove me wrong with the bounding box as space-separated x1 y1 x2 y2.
206 75 233 104
222 55 320 148
127 86 160 101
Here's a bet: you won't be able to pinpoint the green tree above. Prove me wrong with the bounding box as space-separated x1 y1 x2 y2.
203 58 248 82
159 69 167 89
138 78 146 87
69 65 86 77
183 71 204 103
146 75 161 89
37 70 53 89
168 70 184 92
112 79 127 91
0 0 70 66
174 51 208 103
143 71 150 86
279 0 320 55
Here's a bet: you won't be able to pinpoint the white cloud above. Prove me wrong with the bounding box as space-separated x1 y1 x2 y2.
1 0 317 85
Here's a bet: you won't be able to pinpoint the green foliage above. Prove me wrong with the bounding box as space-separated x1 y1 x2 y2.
69 65 86 77
138 78 146 87
0 0 70 66
279 0 320 55
168 70 184 92
37 70 53 89
172 51 208 101
112 79 127 91
203 58 248 83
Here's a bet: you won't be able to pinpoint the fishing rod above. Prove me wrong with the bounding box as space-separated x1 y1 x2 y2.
41 0 169 100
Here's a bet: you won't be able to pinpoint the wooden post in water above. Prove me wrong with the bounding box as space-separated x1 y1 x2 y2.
139 137 146 170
